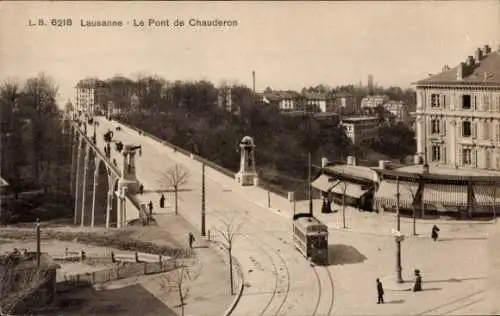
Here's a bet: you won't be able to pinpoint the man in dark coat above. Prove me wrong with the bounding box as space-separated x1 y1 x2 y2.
148 200 153 214
188 232 195 249
431 224 440 241
376 278 384 304
413 269 422 292
159 194 165 208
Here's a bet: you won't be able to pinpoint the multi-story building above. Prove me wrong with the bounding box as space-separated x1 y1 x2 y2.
383 100 409 124
327 92 357 115
75 78 109 115
360 95 390 114
303 92 328 112
340 116 379 145
414 44 500 169
261 91 303 112
106 76 135 115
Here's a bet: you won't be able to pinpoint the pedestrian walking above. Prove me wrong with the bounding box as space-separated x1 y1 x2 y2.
148 200 153 215
139 148 142 156
139 184 144 194
431 224 440 241
376 278 384 304
159 194 165 208
188 232 195 249
413 269 422 292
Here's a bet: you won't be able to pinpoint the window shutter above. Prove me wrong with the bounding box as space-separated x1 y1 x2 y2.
458 147 463 166
484 94 491 112
495 95 500 112
472 149 478 167
460 121 464 138
484 121 490 140
441 95 446 109
472 95 477 110
441 120 446 136
472 121 478 138
426 93 432 109
497 122 500 143
442 145 446 164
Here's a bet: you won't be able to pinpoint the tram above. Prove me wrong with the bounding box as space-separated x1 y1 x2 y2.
293 213 329 265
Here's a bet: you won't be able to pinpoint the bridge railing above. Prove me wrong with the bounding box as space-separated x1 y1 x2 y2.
72 120 121 176
118 120 293 199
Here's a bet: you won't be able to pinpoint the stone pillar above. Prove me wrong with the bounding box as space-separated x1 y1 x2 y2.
74 143 82 225
117 190 122 229
70 137 77 196
80 151 89 227
91 166 99 227
416 116 424 155
106 190 113 228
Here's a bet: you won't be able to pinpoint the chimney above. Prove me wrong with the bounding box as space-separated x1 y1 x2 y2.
457 62 464 80
466 55 475 67
484 45 491 54
252 71 256 93
442 65 450 72
474 48 483 62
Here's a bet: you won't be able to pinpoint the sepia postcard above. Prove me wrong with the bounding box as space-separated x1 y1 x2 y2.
0 1 499 315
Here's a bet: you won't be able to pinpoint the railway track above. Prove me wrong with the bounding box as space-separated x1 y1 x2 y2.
311 264 335 316
240 234 291 316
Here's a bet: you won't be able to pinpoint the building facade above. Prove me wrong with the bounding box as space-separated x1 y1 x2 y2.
414 44 500 169
326 92 357 115
383 100 409 124
75 78 109 115
360 95 390 113
340 116 379 145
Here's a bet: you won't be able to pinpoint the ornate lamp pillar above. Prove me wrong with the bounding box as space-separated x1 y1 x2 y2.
106 190 113 228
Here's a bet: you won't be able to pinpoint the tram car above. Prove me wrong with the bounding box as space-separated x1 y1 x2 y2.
293 213 329 265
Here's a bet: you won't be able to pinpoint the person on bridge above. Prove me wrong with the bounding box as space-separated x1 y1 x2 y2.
376 278 384 304
139 148 142 156
139 184 144 194
159 194 165 208
413 269 422 292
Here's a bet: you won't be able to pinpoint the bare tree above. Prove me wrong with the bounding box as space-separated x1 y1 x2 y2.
215 218 243 295
160 265 191 316
160 164 189 215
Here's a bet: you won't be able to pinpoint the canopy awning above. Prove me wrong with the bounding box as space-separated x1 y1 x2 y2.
423 183 468 206
331 181 367 199
375 179 418 209
311 175 338 192
473 185 499 205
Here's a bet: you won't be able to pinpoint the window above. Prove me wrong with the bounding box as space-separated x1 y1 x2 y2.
431 145 441 161
431 119 440 134
431 94 440 108
462 95 472 109
462 121 471 137
484 94 491 111
462 148 472 165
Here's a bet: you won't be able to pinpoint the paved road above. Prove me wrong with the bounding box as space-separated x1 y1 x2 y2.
82 116 496 316
87 116 335 316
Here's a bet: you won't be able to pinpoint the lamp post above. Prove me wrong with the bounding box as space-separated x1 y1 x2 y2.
395 176 404 283
201 162 206 236
308 151 313 216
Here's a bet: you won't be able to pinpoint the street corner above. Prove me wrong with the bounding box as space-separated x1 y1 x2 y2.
381 275 413 291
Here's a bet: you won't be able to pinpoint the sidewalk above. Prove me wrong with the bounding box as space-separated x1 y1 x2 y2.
130 214 236 316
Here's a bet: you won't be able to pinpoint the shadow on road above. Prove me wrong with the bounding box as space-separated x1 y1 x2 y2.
424 276 485 284
422 287 442 291
438 236 488 241
385 299 405 304
328 244 367 266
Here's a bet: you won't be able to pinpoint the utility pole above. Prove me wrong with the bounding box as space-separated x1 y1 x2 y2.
308 151 313 216
201 163 206 236
396 176 403 283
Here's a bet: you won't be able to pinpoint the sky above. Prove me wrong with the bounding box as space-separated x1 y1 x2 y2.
1 1 499 106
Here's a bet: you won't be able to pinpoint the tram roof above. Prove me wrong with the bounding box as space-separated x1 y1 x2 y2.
293 215 327 228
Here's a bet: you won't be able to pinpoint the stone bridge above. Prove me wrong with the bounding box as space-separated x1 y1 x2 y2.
69 118 142 228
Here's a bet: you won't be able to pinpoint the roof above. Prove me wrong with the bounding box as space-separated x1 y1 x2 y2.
332 91 353 98
340 115 378 123
76 77 108 89
415 49 500 86
303 92 329 100
323 164 379 182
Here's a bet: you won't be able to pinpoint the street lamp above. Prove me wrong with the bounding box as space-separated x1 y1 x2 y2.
395 176 404 283
201 162 206 236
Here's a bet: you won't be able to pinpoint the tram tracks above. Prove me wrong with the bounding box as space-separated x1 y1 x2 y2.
311 264 335 316
240 233 291 316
